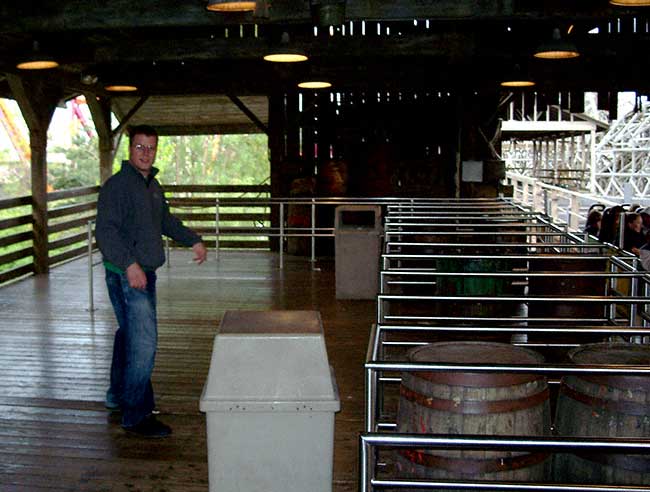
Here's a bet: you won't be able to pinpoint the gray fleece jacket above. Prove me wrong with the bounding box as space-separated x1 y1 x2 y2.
95 160 201 272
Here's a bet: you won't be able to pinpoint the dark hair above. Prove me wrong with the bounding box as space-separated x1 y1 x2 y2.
625 212 641 226
598 205 624 243
128 125 158 142
586 210 602 226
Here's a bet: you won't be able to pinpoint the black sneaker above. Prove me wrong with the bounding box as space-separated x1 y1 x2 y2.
123 415 172 438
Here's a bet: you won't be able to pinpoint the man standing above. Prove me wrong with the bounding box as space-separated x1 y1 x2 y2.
96 125 207 437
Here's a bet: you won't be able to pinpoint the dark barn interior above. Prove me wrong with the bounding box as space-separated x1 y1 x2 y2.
0 1 648 203
1 2 650 492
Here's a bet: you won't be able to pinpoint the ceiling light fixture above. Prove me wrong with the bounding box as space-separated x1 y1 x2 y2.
500 64 535 88
298 80 332 89
206 0 256 11
609 0 650 5
500 80 535 88
16 41 59 70
533 28 580 59
263 32 308 63
104 84 138 92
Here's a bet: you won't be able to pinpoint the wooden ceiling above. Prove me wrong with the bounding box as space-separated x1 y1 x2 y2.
111 95 269 135
0 1 648 133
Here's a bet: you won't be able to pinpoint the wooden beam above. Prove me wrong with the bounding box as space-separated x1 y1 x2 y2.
84 94 149 180
268 92 284 252
227 95 268 134
85 93 116 183
112 96 149 136
84 93 111 138
7 74 63 274
153 123 265 136
0 0 618 32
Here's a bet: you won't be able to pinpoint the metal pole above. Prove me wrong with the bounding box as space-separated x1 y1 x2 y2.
359 436 370 492
609 259 617 333
544 190 551 217
619 212 626 249
630 257 639 330
550 190 558 220
311 199 316 265
279 202 284 270
522 180 529 207
570 196 580 231
365 366 375 433
645 280 650 332
165 236 170 268
590 128 597 194
215 198 220 261
87 220 95 312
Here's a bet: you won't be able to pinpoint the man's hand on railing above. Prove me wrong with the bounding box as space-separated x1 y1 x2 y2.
192 242 208 265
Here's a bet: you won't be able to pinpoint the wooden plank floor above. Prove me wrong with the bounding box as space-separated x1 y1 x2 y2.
0 250 374 492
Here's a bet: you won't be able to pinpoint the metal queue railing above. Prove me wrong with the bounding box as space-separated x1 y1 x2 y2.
505 172 620 232
211 196 521 269
85 196 494 309
361 197 650 492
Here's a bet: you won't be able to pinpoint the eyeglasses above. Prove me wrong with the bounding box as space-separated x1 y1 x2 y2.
133 144 156 153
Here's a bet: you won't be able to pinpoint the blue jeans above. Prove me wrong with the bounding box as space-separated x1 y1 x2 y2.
105 268 158 427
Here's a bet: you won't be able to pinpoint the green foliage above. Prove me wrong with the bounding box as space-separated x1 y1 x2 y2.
1 129 269 279
0 205 32 276
3 130 269 196
115 133 269 185
50 133 100 190
0 163 30 198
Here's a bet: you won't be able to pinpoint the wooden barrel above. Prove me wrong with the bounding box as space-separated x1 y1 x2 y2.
528 257 607 321
554 343 650 485
395 342 551 486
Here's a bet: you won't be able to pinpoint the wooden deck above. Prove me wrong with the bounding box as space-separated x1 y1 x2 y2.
0 250 374 492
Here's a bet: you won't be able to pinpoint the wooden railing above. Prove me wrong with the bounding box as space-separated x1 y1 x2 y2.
0 186 103 285
166 184 271 249
0 195 33 284
0 184 272 286
47 186 100 267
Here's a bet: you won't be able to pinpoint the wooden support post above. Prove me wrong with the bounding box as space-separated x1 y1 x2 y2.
85 93 142 184
268 92 285 252
86 93 149 184
454 94 462 198
85 94 116 184
7 74 62 275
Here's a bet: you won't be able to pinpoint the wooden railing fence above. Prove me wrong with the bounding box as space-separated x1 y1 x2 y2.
0 184 272 286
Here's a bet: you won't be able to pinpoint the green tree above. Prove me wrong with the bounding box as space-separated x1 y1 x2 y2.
114 133 269 185
0 147 29 198
215 134 269 185
50 133 100 190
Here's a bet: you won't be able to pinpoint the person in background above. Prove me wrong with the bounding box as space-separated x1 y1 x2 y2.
598 205 625 246
584 209 602 237
639 207 650 236
623 212 646 256
95 125 207 438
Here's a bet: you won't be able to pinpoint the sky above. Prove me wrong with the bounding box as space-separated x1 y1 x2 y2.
0 97 94 162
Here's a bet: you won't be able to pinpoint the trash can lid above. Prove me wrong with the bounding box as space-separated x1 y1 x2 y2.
218 310 322 335
200 310 341 413
334 205 382 231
